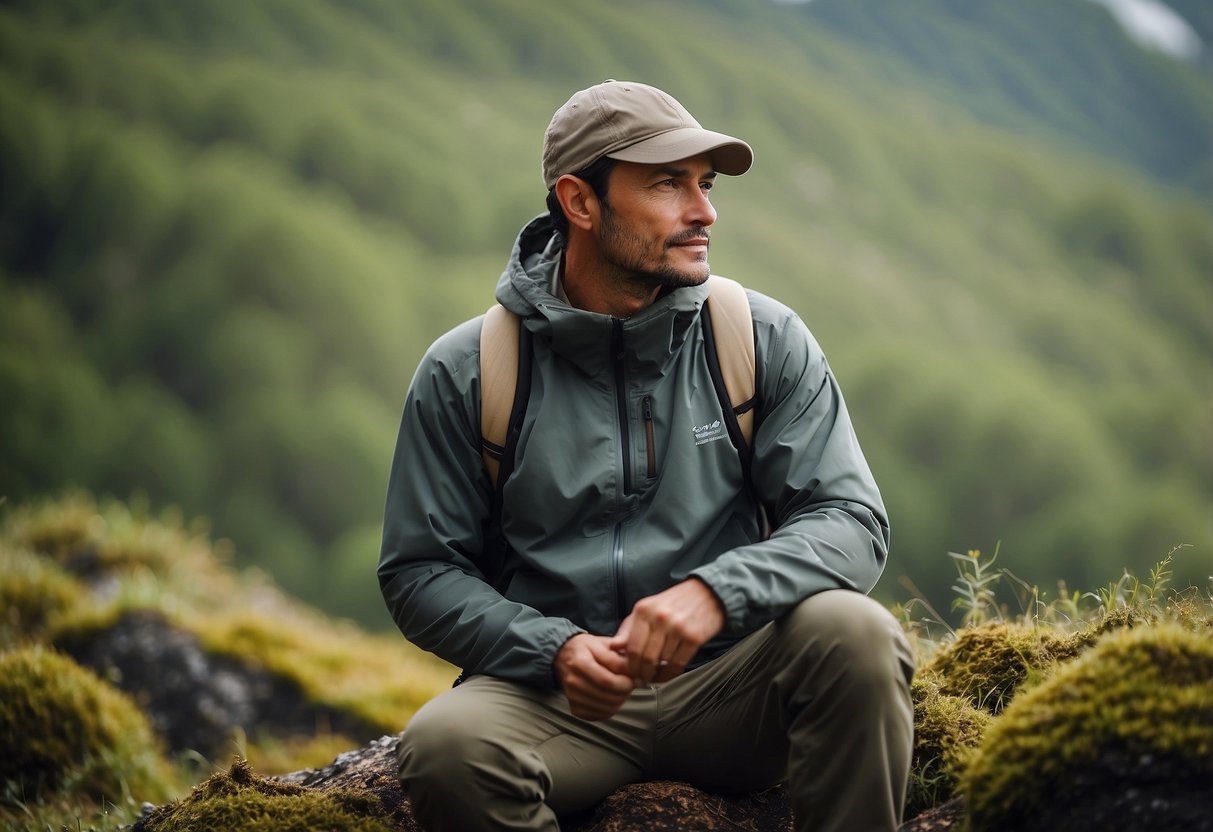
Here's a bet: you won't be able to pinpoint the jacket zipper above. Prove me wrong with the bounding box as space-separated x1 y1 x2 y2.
611 319 629 620
611 523 626 623
642 395 656 479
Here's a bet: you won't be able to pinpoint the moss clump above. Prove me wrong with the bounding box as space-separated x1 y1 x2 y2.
135 759 395 832
964 624 1213 831
905 674 992 817
1 493 237 603
0 646 174 808
0 544 85 646
192 608 455 734
923 622 1070 713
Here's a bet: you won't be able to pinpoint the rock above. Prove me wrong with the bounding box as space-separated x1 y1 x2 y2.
278 734 953 831
56 609 378 759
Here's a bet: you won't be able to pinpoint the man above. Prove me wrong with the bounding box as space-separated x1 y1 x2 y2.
378 80 915 832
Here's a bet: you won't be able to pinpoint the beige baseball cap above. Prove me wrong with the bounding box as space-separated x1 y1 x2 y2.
541 80 753 189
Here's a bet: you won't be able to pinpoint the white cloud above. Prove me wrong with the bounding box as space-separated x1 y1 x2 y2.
1085 0 1203 61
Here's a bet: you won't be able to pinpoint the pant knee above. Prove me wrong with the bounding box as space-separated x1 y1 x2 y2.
398 696 550 803
779 590 915 685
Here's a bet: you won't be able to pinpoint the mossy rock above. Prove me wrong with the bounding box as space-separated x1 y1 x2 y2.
133 759 398 832
905 675 991 817
0 544 85 646
923 622 1071 713
1 494 233 593
0 645 174 808
963 624 1213 831
54 608 383 760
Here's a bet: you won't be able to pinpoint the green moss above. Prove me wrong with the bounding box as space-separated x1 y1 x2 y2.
0 543 86 646
964 624 1213 831
1 493 236 597
906 674 992 817
192 609 455 734
137 759 395 832
0 646 174 808
923 622 1070 713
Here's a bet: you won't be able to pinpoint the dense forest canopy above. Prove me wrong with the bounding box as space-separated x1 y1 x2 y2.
1 0 1209 628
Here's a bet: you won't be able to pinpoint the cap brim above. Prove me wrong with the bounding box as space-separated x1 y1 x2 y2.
606 127 753 176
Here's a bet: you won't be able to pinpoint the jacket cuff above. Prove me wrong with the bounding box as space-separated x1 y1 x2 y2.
539 620 586 689
688 565 747 635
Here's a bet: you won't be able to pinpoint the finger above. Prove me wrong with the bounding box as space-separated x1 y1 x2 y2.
587 641 632 676
564 673 633 721
654 639 696 682
609 616 633 652
622 618 654 681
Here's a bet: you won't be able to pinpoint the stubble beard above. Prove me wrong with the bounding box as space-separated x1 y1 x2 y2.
599 205 710 297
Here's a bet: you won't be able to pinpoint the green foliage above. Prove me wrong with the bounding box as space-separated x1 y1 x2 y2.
947 548 1002 628
0 0 1208 627
0 646 175 817
800 0 1213 192
135 758 394 832
963 624 1213 831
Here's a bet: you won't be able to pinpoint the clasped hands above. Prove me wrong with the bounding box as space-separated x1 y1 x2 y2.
553 578 725 721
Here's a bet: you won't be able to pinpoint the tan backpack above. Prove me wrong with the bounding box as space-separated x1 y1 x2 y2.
479 275 758 492
475 275 770 576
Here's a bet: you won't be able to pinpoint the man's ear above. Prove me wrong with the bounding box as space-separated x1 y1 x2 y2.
554 174 597 232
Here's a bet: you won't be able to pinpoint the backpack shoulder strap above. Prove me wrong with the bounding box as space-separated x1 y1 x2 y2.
479 304 529 491
704 275 758 450
702 276 771 538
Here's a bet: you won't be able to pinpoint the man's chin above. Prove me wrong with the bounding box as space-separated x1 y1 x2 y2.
655 261 711 289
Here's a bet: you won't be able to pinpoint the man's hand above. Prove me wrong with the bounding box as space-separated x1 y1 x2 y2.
554 633 636 721
610 578 725 686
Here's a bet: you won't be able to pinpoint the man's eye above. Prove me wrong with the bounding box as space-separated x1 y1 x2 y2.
700 181 714 192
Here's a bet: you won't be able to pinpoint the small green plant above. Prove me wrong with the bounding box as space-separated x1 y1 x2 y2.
948 547 1003 628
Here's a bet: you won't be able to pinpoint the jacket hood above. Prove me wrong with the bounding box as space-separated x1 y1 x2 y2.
494 215 709 375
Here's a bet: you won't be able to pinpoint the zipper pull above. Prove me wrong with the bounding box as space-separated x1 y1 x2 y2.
642 395 656 479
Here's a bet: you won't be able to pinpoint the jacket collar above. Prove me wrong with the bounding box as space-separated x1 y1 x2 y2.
496 215 708 376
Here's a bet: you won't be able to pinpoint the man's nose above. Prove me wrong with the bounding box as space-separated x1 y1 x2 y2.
687 188 717 227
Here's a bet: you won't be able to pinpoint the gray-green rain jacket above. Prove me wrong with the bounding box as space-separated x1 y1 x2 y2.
378 216 889 688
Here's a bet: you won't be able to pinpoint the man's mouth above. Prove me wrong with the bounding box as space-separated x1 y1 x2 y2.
669 233 710 251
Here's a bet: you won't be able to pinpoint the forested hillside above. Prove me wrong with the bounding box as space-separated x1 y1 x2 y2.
1 0 1209 628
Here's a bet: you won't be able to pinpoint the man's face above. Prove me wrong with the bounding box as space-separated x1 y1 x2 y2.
595 154 719 292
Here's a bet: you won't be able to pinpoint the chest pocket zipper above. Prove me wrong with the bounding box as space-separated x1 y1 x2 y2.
642 395 656 479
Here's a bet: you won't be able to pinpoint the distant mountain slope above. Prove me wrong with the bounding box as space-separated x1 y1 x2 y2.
799 0 1213 193
0 0 1208 625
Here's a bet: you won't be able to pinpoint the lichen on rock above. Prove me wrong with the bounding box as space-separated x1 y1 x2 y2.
963 623 1213 831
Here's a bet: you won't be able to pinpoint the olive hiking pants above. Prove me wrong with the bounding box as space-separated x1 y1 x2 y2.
398 590 915 831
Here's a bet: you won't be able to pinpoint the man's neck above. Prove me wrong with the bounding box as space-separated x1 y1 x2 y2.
560 247 660 319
